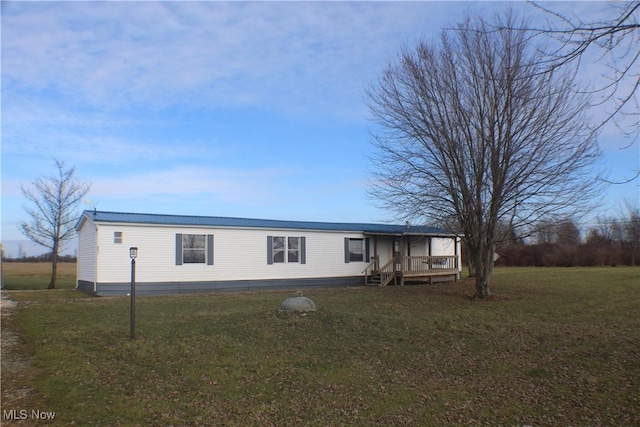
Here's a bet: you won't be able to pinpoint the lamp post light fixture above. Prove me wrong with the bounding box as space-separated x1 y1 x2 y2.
129 247 138 340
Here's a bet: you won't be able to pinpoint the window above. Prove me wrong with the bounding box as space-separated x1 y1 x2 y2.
272 236 286 263
349 238 365 262
344 237 369 263
288 237 299 263
183 234 206 263
268 236 306 264
176 234 214 265
114 232 123 244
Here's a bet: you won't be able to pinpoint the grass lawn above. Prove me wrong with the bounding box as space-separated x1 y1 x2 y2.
1 262 77 290
1 267 639 426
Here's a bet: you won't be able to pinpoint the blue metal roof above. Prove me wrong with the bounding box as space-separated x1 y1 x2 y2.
78 210 455 236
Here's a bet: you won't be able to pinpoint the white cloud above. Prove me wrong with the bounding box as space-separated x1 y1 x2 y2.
90 165 287 205
4 1 629 119
1 1 489 119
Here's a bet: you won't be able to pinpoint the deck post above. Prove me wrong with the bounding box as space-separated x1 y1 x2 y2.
453 236 458 281
393 255 397 286
373 236 378 266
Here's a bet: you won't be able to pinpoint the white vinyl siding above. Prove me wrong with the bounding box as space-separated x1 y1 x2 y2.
409 237 428 256
431 237 455 256
376 237 394 265
430 236 462 272
93 224 371 284
76 219 97 283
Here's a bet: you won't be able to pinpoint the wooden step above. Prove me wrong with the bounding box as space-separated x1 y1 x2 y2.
366 274 382 285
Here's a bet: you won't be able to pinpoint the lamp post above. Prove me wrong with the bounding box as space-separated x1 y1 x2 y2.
129 247 138 340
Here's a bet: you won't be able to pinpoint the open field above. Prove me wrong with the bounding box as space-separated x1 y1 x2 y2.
1 262 77 290
1 267 639 426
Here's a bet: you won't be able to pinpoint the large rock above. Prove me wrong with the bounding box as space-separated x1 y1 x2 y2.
279 296 316 313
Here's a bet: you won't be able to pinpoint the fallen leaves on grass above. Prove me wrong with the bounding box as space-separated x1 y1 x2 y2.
2 268 639 425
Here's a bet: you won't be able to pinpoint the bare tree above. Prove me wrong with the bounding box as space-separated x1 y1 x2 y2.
526 1 640 182
592 214 624 245
622 203 640 266
21 160 90 289
554 219 582 245
367 13 602 298
534 218 557 245
534 217 581 245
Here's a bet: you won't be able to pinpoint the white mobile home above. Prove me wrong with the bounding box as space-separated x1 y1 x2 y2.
76 210 461 296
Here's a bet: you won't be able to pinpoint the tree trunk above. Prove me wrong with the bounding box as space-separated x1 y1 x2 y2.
48 259 57 289
474 263 491 298
467 261 476 278
464 240 476 277
473 244 494 299
48 239 59 289
474 275 490 298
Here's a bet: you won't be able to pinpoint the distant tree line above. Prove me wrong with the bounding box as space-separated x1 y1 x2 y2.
491 207 639 267
1 250 77 263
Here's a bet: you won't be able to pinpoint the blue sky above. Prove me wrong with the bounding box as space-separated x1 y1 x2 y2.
2 1 638 255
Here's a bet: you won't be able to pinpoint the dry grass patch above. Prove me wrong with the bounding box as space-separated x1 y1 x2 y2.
1 267 639 426
1 262 77 290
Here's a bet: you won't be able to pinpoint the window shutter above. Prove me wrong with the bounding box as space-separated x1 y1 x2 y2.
267 236 273 265
175 234 183 265
207 234 214 265
300 237 306 264
344 238 350 263
365 237 370 262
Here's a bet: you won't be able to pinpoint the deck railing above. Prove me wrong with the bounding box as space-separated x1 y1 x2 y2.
378 257 397 286
365 255 458 286
361 258 378 286
401 255 458 276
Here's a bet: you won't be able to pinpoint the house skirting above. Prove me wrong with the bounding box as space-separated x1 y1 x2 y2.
77 276 363 297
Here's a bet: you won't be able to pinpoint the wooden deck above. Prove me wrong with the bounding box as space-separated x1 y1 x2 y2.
363 255 459 286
